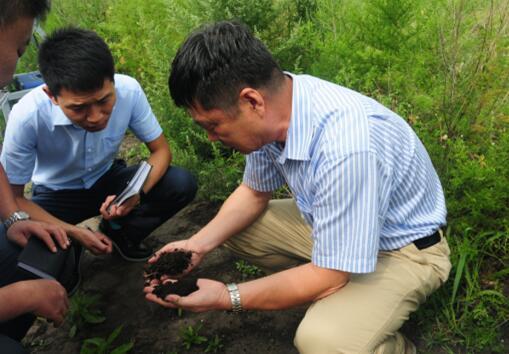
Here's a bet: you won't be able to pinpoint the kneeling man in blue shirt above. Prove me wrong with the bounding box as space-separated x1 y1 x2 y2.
1 27 197 262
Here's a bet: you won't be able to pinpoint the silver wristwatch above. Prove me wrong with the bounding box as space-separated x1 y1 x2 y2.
3 210 30 230
226 283 243 312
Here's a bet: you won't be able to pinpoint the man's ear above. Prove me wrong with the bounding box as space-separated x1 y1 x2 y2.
42 85 59 105
239 88 265 116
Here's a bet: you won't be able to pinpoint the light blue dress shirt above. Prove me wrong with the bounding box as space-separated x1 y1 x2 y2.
243 73 446 273
1 74 162 190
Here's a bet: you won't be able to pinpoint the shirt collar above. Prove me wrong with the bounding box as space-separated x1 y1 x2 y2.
277 72 313 163
51 104 74 126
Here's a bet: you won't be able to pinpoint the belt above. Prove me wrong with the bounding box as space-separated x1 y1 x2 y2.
413 230 441 250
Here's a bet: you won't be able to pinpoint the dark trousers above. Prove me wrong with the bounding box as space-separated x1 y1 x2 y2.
0 334 28 354
32 160 197 243
0 226 35 344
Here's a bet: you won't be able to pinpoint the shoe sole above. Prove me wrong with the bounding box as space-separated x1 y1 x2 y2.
111 240 151 262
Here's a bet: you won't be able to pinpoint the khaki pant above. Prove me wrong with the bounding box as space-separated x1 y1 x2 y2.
225 199 451 354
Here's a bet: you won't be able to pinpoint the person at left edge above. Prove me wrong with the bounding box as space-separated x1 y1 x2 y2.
0 1 73 352
0 27 198 262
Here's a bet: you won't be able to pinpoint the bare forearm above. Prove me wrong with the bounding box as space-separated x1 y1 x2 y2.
192 184 271 253
145 149 171 193
0 282 32 321
144 135 172 193
237 263 349 310
0 166 19 219
15 196 76 236
16 196 63 226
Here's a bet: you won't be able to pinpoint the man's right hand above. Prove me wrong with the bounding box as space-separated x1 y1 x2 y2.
71 226 112 255
27 279 69 326
146 239 204 284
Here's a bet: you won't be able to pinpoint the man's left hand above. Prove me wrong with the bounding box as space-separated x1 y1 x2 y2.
6 220 70 252
100 194 141 220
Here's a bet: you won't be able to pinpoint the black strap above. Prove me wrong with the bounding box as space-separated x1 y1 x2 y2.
413 230 441 250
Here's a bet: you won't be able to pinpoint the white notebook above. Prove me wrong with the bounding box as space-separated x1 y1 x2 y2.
109 161 152 210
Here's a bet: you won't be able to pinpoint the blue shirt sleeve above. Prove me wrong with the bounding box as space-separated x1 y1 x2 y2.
0 105 38 185
126 78 163 143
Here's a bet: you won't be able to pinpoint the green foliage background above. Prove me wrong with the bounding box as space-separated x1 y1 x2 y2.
16 0 508 352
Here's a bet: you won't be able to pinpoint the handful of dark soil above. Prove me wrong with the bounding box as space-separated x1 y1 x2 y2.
145 249 192 281
153 277 199 299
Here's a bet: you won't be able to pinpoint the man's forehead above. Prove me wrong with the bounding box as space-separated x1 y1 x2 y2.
188 104 213 121
59 80 115 103
188 103 237 121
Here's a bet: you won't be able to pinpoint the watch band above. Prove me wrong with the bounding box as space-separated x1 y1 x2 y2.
226 283 243 312
3 210 30 230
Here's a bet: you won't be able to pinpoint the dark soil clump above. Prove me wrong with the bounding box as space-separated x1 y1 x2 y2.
145 249 192 280
153 277 199 299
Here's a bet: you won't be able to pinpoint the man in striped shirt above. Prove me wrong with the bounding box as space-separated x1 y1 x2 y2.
145 21 451 353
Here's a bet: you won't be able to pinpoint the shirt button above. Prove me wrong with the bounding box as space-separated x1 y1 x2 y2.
87 148 92 152
88 168 92 171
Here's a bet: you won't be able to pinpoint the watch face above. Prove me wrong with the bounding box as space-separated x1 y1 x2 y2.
17 211 30 219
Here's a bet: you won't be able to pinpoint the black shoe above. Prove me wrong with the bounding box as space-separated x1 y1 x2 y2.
99 221 152 262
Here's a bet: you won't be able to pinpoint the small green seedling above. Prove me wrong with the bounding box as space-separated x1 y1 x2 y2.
179 324 207 350
235 260 262 279
205 334 224 353
68 291 106 338
80 325 134 354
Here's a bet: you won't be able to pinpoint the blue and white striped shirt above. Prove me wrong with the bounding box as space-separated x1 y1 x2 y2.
243 73 446 273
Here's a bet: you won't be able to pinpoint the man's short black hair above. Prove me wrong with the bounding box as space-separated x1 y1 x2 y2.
169 21 284 111
0 0 50 29
38 27 115 96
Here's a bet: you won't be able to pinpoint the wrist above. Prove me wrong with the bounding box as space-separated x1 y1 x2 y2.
13 281 38 313
67 225 83 240
188 235 212 255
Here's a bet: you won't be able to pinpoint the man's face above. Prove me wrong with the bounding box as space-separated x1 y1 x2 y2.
0 16 34 87
189 101 267 154
46 79 117 132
